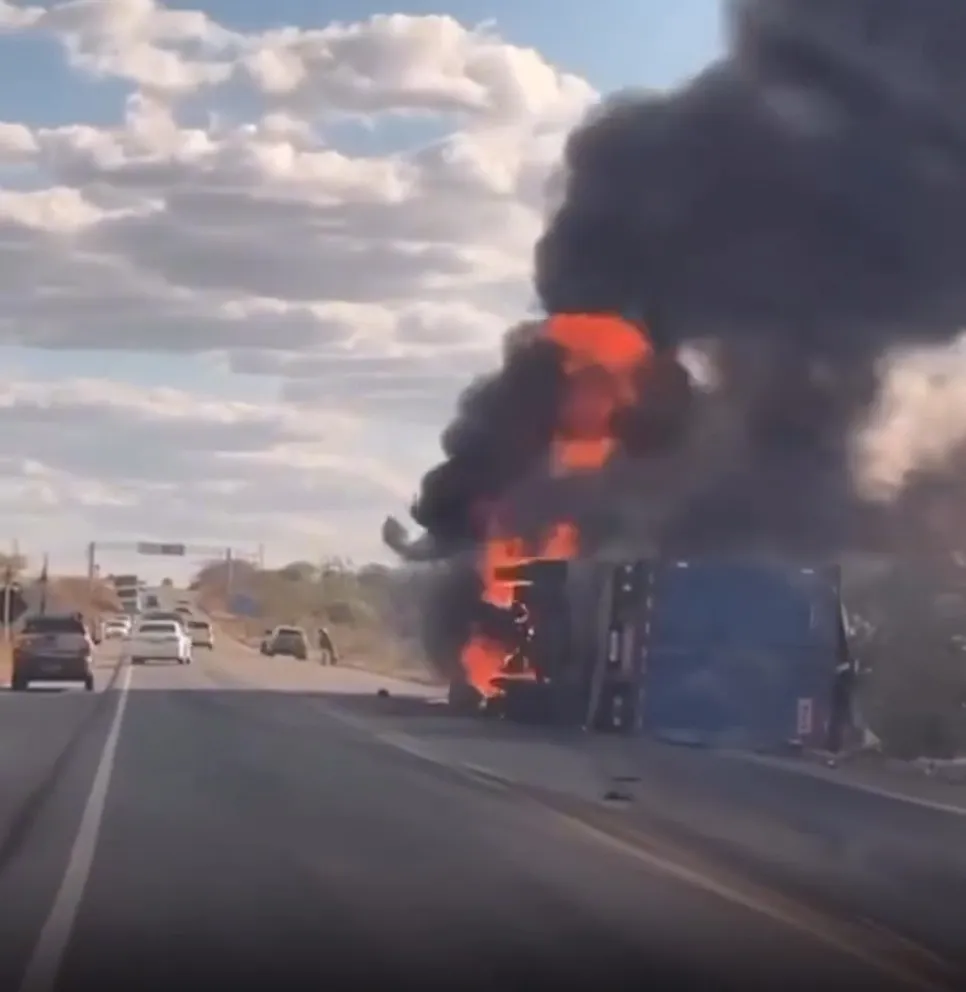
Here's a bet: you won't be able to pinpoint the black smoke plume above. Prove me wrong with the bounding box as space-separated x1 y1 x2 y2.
387 0 966 671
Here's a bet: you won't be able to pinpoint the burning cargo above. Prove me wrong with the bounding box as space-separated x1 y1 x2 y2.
450 554 852 755
387 0 966 759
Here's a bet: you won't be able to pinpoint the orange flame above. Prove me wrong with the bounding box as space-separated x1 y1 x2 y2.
460 633 511 700
543 313 653 475
458 314 652 699
460 519 579 698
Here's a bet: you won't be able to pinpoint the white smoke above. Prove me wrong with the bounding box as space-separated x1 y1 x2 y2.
853 333 966 499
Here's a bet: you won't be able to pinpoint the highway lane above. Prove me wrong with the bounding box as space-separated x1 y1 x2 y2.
203 636 966 965
0 642 124 855
0 638 957 991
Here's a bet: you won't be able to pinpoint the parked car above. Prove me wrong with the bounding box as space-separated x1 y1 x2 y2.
11 612 95 691
125 620 192 666
260 626 308 660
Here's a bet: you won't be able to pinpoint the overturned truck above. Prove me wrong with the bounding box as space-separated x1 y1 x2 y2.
449 556 856 754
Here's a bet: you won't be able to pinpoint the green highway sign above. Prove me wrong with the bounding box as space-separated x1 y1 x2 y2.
137 542 186 556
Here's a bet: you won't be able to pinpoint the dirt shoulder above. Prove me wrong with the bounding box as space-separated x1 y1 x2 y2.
206 610 443 687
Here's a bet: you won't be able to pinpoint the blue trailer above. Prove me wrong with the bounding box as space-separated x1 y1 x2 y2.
586 556 847 752
452 553 850 753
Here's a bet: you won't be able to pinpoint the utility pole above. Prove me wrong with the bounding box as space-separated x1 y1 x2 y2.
86 541 96 602
2 560 12 644
38 552 49 616
224 547 234 600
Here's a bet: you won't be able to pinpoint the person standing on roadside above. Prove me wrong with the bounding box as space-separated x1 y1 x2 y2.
317 625 338 666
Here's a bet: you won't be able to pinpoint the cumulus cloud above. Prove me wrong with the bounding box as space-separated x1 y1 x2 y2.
0 373 410 565
0 1 597 566
0 3 595 367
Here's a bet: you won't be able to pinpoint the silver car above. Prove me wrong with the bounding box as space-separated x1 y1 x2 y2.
186 619 214 650
102 616 131 639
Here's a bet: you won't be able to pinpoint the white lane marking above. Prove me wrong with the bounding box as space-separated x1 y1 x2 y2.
729 752 966 819
313 703 951 990
313 702 446 762
317 701 513 797
554 815 950 992
17 663 133 992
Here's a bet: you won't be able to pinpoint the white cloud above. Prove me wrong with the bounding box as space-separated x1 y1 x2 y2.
0 5 594 363
38 0 236 93
0 1 598 568
234 14 594 123
0 0 41 32
0 373 411 565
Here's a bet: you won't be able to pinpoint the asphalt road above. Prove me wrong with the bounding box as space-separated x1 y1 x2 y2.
0 636 959 992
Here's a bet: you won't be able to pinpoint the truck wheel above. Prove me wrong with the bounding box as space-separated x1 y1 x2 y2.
11 675 27 691
84 674 95 692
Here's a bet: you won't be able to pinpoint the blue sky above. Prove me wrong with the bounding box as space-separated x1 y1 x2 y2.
0 1 724 127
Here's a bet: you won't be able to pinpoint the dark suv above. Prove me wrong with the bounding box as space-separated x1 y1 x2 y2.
11 612 95 691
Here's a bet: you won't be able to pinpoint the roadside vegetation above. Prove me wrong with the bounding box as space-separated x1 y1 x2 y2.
0 554 121 619
844 554 966 760
193 557 438 682
0 554 121 681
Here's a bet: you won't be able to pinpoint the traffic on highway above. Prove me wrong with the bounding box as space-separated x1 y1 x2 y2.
0 581 963 991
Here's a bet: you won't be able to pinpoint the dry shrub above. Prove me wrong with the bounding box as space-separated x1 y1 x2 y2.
194 557 433 677
49 577 121 615
843 555 966 759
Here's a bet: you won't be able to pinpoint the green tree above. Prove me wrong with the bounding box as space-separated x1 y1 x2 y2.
278 560 318 583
